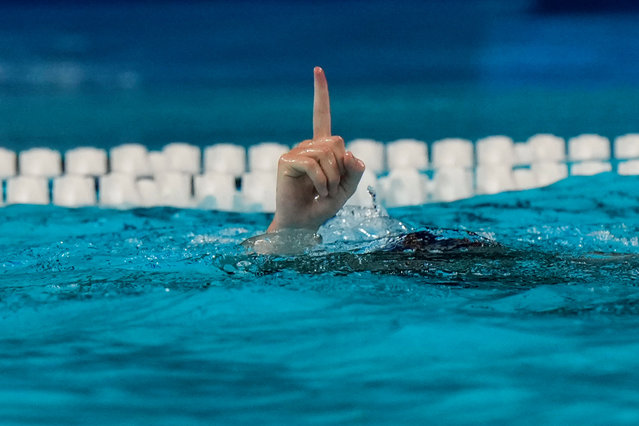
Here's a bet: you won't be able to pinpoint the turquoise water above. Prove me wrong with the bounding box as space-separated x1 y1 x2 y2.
4 1 639 424
2 174 639 425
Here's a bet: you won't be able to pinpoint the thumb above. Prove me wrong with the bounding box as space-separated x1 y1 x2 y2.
339 151 366 198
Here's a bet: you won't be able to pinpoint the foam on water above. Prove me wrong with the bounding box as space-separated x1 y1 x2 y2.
2 174 639 424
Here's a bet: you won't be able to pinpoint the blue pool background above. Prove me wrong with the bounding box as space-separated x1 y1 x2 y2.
2 0 639 150
3 1 639 424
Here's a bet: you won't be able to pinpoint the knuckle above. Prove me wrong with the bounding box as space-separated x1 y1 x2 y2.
328 136 345 152
296 139 312 149
319 145 332 155
279 153 293 163
299 157 312 166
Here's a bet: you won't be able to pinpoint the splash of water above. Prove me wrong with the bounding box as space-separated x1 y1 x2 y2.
319 186 410 244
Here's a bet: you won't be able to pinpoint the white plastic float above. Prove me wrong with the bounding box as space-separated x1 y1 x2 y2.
6 176 50 205
136 178 161 207
568 134 611 161
525 134 568 187
476 136 515 166
148 151 168 176
241 171 277 212
0 133 637 210
248 143 289 173
513 142 533 166
65 147 107 176
614 134 639 159
194 173 236 210
19 148 62 177
568 134 611 177
432 167 473 202
512 168 537 190
348 139 385 175
531 162 568 187
528 134 566 162
163 142 201 174
136 173 193 207
475 136 516 195
570 161 612 176
53 176 96 207
379 168 428 207
0 148 17 178
476 165 515 195
431 138 474 168
618 160 639 175
99 173 141 207
204 143 246 177
110 144 151 177
386 139 428 171
155 172 193 207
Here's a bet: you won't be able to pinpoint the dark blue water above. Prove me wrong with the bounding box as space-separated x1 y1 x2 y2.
3 1 639 424
1 0 639 149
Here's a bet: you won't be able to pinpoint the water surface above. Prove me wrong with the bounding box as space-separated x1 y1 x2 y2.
2 174 639 425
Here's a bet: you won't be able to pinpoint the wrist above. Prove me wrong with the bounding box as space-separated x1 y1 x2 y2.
267 218 279 233
268 214 320 233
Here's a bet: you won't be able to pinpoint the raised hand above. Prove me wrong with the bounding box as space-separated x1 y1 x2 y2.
267 67 365 232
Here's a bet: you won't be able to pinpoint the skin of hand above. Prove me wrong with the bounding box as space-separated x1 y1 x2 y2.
267 67 365 232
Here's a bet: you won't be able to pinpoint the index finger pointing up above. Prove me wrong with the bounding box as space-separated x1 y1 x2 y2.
313 66 331 139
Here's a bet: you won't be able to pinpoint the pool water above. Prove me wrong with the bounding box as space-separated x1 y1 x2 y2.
2 173 639 425
3 0 639 150
3 0 639 423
